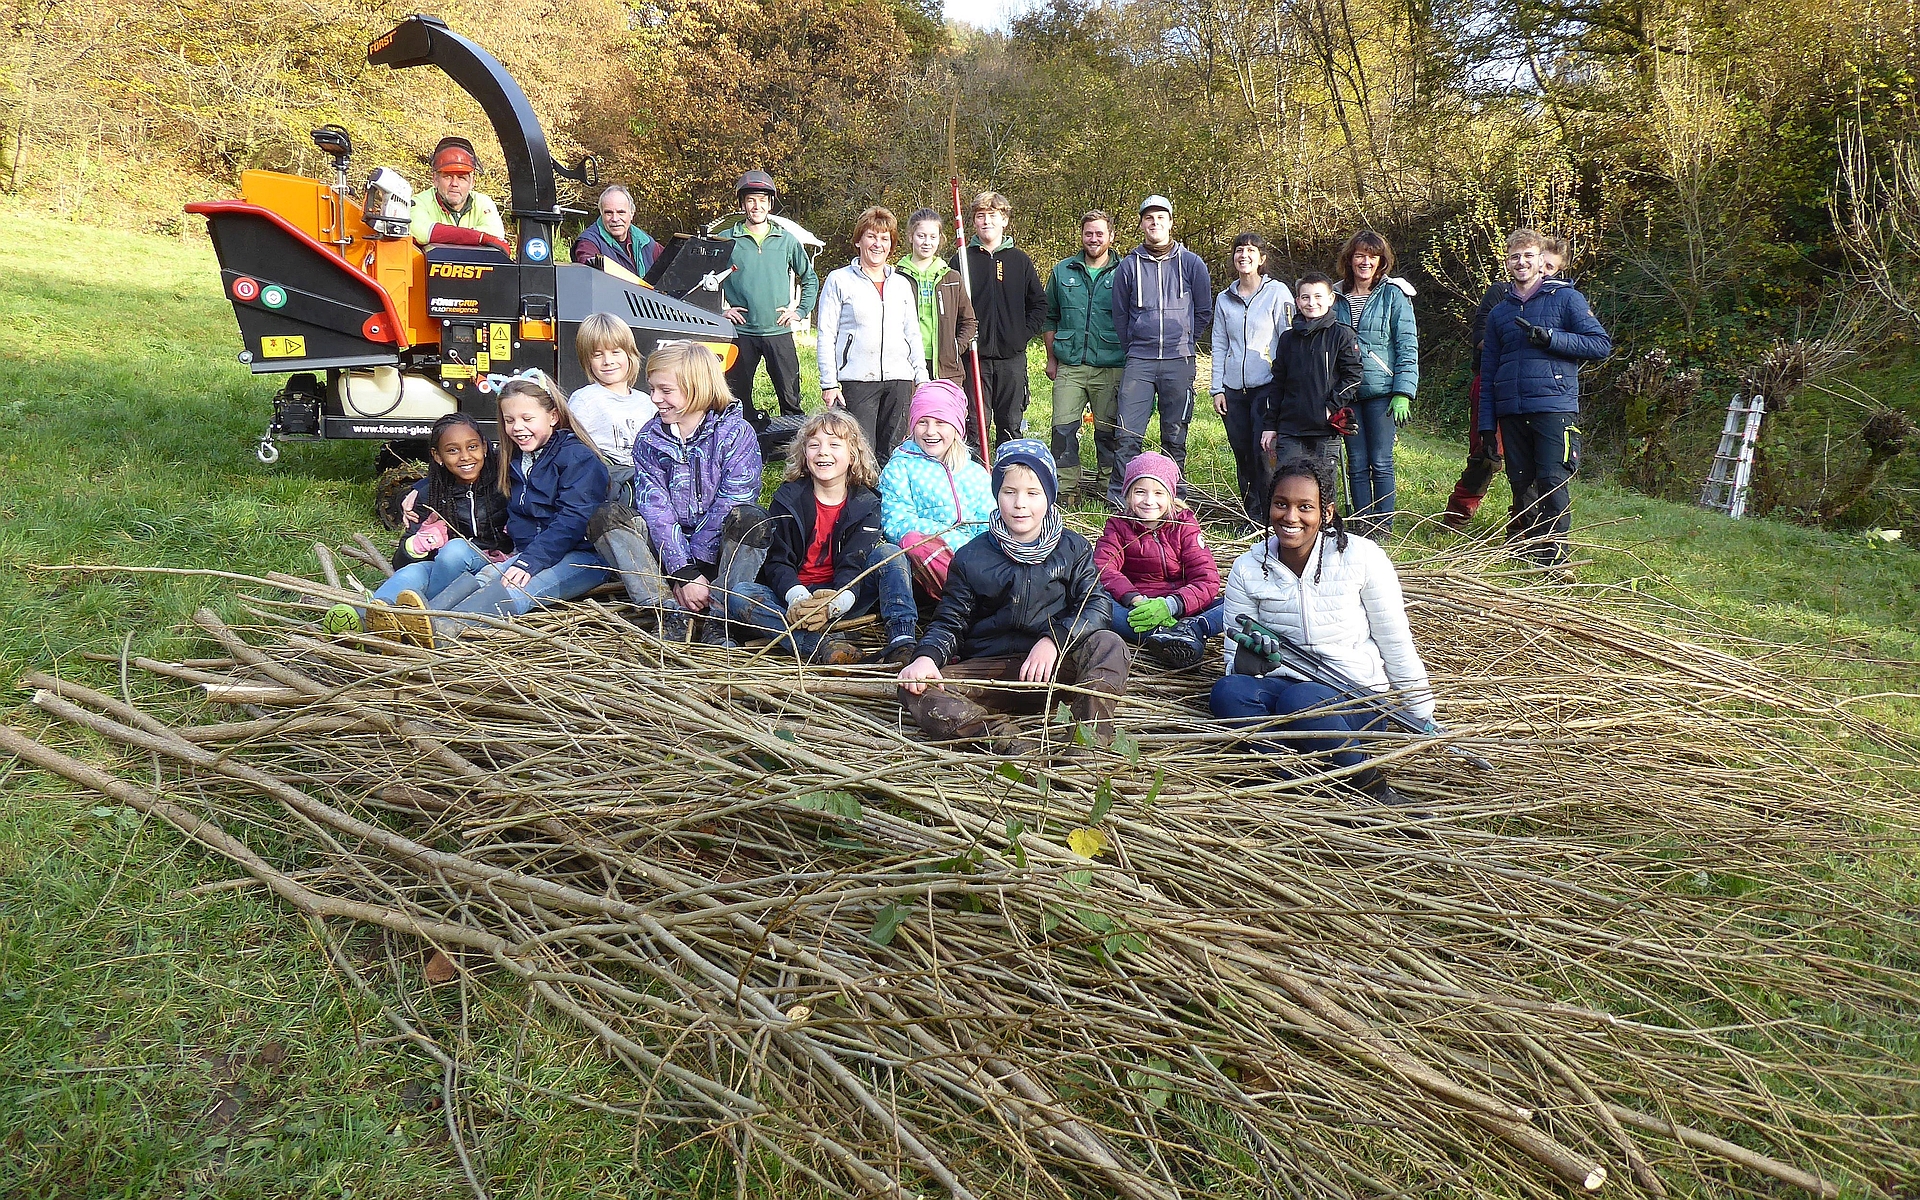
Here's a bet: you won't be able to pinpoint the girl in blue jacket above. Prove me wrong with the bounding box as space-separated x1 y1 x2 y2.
1333 231 1419 538
391 376 611 646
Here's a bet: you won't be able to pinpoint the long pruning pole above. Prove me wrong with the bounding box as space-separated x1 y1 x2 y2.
948 100 992 465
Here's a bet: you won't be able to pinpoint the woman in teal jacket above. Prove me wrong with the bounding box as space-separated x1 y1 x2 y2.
1333 230 1419 537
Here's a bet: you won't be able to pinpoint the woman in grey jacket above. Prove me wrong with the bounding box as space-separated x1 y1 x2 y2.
1333 230 1419 538
1210 233 1295 520
817 207 930 465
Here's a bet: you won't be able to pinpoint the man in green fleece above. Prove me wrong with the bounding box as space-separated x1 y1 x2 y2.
720 170 820 430
1043 210 1124 496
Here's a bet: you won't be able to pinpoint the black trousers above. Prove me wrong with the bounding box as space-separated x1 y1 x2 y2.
1220 384 1271 519
840 379 916 466
724 332 803 428
964 355 1031 448
1499 410 1579 563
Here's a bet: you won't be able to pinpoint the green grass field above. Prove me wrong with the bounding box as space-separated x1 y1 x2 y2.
1 207 1916 1197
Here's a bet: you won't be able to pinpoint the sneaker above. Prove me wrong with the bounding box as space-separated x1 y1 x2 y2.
321 603 362 636
1140 619 1208 669
1438 510 1469 532
391 590 436 648
698 615 735 648
879 633 919 667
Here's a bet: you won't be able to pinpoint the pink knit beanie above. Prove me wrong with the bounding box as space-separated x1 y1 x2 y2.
908 379 969 434
1120 451 1182 499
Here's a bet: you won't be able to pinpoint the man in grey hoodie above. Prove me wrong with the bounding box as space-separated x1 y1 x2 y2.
1109 195 1213 506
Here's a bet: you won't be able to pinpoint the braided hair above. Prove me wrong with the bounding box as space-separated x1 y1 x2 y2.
423 413 498 535
1262 455 1348 584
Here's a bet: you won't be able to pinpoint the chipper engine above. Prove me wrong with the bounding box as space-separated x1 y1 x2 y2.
187 15 734 465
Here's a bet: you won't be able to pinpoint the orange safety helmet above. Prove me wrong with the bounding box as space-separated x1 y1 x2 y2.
431 137 479 175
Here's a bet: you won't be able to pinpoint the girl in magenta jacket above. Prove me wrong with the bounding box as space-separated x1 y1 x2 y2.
1093 451 1223 669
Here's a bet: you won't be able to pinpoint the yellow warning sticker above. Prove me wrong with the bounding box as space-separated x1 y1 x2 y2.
489 322 512 359
441 364 476 380
474 352 491 372
260 336 306 359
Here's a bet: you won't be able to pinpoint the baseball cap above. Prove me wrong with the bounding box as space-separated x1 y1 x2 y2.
1139 194 1173 215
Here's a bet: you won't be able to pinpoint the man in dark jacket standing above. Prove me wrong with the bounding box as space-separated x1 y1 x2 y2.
1480 228 1612 567
954 191 1047 450
720 171 820 429
1043 210 1125 496
1109 195 1212 506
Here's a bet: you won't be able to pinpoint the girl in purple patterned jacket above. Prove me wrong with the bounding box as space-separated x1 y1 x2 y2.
590 342 767 642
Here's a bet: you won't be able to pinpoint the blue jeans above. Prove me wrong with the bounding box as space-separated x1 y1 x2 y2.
1112 599 1224 643
429 549 608 619
371 539 492 606
728 543 916 657
1342 396 1397 531
1208 675 1380 769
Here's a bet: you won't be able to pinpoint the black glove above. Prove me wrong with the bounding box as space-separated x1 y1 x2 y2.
1232 646 1272 677
1515 316 1553 349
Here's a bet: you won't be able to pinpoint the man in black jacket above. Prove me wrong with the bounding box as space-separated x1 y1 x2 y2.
896 440 1128 754
1260 273 1363 476
953 191 1048 449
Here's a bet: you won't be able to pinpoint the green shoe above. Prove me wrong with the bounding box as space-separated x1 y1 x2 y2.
321 603 362 636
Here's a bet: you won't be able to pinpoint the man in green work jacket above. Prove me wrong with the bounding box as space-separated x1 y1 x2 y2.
1043 210 1125 496
719 170 820 430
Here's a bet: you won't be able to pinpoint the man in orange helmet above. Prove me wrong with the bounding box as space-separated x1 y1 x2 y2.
411 136 506 247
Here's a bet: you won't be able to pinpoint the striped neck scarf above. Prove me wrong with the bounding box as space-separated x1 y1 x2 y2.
990 508 1064 564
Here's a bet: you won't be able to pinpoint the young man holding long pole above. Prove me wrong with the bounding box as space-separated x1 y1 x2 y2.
952 190 1046 454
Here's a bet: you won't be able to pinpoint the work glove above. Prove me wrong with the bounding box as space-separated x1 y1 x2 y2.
784 589 838 632
1515 316 1553 349
1127 597 1177 632
1389 394 1412 426
1328 406 1358 436
1228 622 1282 661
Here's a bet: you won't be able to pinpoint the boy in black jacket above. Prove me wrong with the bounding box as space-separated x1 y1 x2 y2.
953 191 1047 449
726 410 918 663
896 440 1129 753
1261 273 1362 474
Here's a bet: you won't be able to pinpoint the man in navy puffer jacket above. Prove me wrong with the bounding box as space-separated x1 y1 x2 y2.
1479 229 1612 566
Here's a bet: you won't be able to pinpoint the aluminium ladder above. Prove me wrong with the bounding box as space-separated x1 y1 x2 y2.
1700 393 1766 519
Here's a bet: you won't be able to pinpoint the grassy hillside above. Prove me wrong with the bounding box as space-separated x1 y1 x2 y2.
1 206 1916 1197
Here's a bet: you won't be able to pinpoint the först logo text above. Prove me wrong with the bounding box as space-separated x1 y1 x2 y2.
429 264 495 279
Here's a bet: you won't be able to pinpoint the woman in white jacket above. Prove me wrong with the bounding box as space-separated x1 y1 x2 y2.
1209 233 1295 520
816 207 929 466
1211 455 1433 805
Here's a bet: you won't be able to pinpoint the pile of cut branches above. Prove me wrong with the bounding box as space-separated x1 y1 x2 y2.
7 544 1919 1199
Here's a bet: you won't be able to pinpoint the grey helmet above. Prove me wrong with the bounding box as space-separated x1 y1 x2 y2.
734 169 778 201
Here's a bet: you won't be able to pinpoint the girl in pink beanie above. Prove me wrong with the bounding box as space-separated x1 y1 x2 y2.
877 381 996 597
1092 450 1223 668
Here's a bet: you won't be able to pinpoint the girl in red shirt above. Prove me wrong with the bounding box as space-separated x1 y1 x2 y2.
727 410 919 664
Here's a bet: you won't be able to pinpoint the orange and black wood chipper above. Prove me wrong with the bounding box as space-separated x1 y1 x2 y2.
189 14 735 464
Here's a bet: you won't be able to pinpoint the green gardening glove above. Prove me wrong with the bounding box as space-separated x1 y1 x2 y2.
1390 394 1412 426
1128 597 1176 632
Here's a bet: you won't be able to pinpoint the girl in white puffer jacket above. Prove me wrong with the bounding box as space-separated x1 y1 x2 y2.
1211 456 1433 805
